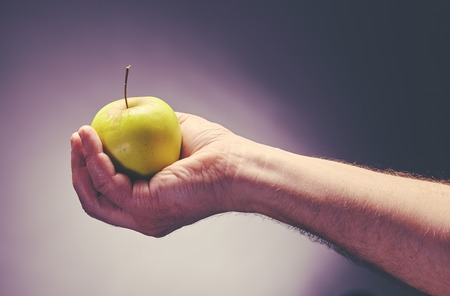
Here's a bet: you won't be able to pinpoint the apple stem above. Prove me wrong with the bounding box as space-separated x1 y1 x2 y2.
124 65 131 108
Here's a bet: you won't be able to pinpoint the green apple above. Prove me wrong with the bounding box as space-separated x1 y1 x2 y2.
90 66 181 179
91 96 182 179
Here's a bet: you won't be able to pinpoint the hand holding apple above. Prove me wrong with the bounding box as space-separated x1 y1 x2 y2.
71 112 240 237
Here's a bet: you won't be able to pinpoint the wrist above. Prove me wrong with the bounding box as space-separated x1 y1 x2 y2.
227 143 330 231
227 139 305 220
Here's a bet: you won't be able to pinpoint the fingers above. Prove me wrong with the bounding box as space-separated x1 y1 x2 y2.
71 126 137 230
78 126 132 208
78 125 114 182
71 131 98 206
84 193 138 231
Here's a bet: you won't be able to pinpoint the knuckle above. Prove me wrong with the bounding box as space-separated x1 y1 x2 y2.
80 199 97 217
73 187 98 218
94 177 112 195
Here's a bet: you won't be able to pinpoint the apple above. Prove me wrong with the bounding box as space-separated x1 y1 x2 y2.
91 66 182 179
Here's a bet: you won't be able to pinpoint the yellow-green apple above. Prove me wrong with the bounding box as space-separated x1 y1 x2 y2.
90 66 182 179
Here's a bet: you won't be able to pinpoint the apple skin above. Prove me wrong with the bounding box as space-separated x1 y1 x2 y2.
91 96 182 179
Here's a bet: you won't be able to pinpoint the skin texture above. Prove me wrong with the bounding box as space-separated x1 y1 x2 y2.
71 112 450 295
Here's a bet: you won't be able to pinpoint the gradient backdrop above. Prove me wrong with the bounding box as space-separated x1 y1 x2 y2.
1 1 449 295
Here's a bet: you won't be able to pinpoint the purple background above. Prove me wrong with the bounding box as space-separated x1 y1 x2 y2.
1 1 448 295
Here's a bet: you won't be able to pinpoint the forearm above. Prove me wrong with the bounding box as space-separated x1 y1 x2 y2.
232 141 450 295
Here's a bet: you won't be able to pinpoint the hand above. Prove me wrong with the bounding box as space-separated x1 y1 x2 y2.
71 113 244 237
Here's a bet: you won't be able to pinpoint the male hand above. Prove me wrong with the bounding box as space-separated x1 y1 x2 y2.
71 113 243 236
